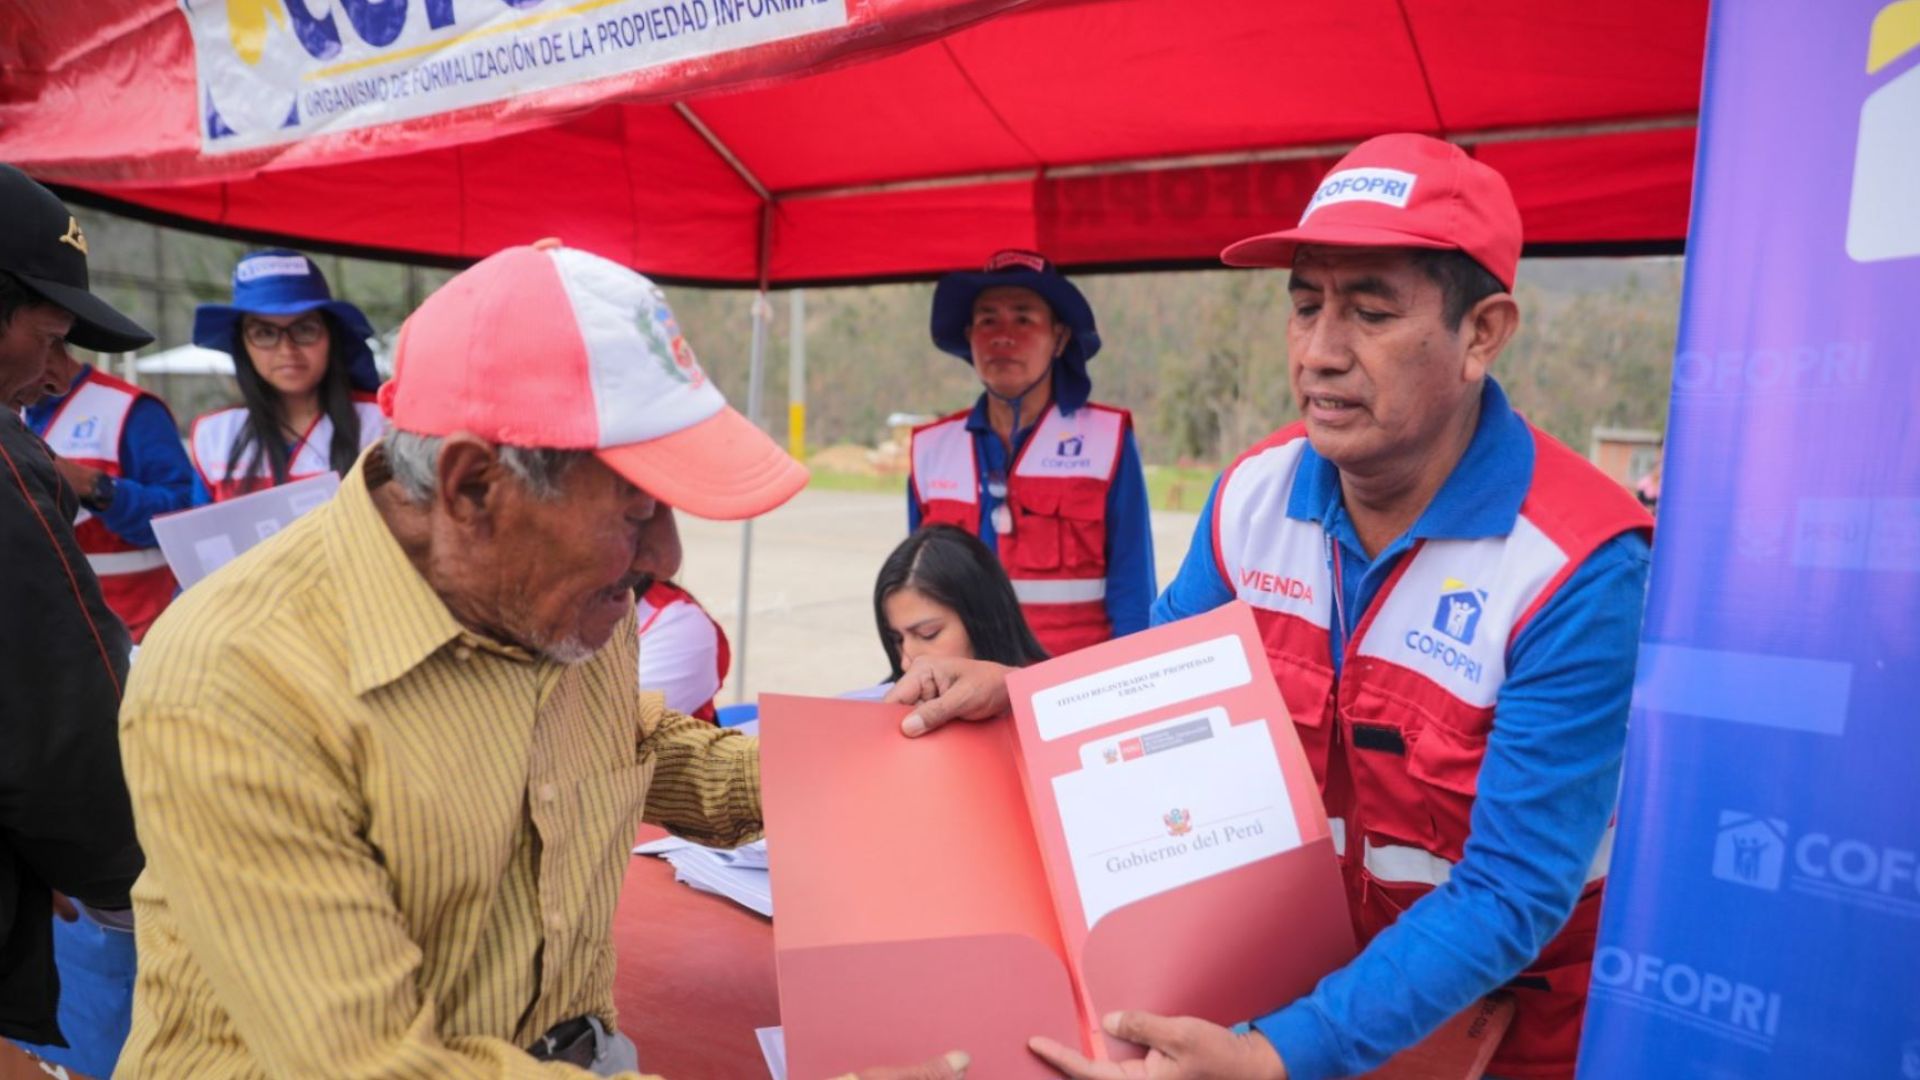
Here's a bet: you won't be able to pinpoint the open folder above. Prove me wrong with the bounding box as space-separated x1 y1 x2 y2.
761 602 1355 1078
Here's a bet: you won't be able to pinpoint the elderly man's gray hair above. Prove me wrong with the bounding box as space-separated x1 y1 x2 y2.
386 429 589 502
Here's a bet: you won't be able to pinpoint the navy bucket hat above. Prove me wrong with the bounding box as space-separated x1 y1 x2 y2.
192 249 381 392
930 250 1101 412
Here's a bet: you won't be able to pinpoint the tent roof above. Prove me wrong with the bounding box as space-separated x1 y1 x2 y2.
4 0 1707 285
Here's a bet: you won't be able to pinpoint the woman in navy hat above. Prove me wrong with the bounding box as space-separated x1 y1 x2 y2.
187 249 386 503
907 250 1155 657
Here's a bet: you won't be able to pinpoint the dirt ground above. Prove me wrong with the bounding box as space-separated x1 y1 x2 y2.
671 489 1201 704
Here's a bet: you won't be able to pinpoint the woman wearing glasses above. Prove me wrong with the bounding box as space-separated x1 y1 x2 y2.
187 250 385 504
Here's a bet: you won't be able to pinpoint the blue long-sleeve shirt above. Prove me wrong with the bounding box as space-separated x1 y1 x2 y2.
908 395 1155 638
25 368 196 549
1152 380 1649 1079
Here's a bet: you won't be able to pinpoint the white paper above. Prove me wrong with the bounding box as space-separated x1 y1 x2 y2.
756 1026 787 1080
1032 634 1251 741
153 472 340 589
1052 721 1300 930
632 838 772 917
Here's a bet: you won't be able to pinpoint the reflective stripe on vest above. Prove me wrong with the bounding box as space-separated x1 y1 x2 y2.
1010 577 1107 604
1364 824 1617 888
87 548 171 575
1328 816 1347 857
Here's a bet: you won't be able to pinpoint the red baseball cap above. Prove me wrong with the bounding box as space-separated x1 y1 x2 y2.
379 239 808 520
1221 133 1522 289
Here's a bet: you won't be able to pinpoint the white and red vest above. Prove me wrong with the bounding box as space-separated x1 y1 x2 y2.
38 368 178 642
190 394 385 503
1212 422 1650 1079
911 403 1130 657
636 581 731 724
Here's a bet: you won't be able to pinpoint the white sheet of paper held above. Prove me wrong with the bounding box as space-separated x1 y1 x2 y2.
153 471 340 589
1052 718 1301 930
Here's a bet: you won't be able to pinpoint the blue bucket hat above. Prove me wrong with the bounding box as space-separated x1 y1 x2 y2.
192 249 381 392
930 250 1101 413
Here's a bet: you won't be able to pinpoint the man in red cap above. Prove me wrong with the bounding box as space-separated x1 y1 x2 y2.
891 135 1652 1080
117 240 966 1080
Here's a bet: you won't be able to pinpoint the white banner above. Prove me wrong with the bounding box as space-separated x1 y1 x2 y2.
181 0 850 152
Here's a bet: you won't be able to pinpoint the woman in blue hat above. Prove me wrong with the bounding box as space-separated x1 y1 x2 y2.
187 250 386 504
908 250 1155 658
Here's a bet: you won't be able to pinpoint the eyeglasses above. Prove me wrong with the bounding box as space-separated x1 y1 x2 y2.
243 317 327 349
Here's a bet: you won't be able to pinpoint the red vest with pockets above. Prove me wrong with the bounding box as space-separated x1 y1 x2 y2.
190 394 385 503
910 402 1129 657
1212 421 1650 1079
38 368 177 642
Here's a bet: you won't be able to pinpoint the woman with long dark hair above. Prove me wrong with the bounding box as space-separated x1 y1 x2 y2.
187 250 384 503
874 524 1049 683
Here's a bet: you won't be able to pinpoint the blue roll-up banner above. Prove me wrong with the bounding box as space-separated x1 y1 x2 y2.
1581 2 1920 1077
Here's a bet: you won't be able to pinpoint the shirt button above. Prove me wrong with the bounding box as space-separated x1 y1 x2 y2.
548 912 566 933
538 783 558 803
453 644 475 662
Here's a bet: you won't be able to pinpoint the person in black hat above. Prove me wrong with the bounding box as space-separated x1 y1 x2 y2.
907 250 1155 664
187 248 386 504
0 163 146 1065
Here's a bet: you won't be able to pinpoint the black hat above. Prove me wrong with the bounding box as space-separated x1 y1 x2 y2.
0 164 154 352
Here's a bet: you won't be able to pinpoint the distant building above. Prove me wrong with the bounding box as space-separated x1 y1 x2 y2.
1589 426 1664 489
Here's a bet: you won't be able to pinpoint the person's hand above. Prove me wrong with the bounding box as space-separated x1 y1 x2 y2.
50 891 78 922
1028 1012 1286 1080
885 656 1013 737
52 455 101 498
846 1049 971 1079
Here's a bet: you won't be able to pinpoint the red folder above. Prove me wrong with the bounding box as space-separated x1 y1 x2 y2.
762 602 1354 1077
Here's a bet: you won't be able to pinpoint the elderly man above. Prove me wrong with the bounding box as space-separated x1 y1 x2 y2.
0 164 151 1068
118 240 965 1079
908 251 1155 659
891 136 1652 1080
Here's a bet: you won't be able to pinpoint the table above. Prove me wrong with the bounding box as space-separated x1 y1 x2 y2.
614 831 780 1078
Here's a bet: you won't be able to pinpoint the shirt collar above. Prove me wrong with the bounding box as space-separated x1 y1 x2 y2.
1287 378 1533 541
324 446 468 695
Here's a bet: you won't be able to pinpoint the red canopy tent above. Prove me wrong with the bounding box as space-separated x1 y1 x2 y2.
2 0 1705 286
1 0 1709 693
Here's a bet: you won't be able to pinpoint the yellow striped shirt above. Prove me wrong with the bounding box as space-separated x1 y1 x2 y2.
117 448 761 1078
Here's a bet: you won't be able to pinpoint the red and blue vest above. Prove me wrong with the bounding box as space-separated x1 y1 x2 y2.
1212 422 1650 1079
190 395 385 503
911 402 1130 657
38 368 177 642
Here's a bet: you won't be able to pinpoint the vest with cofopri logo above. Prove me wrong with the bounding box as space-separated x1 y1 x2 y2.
1211 421 1650 1080
190 395 385 503
911 402 1130 657
37 367 178 642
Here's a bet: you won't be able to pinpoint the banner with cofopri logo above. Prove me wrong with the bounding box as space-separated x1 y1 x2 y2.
179 0 848 153
1581 2 1920 1076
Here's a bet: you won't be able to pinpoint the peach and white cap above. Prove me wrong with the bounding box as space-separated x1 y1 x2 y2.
379 239 807 520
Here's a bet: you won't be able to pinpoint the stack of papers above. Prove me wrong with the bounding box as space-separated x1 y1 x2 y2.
631 835 772 918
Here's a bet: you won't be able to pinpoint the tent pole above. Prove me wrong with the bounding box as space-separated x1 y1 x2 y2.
732 201 776 704
733 291 770 703
788 289 806 461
